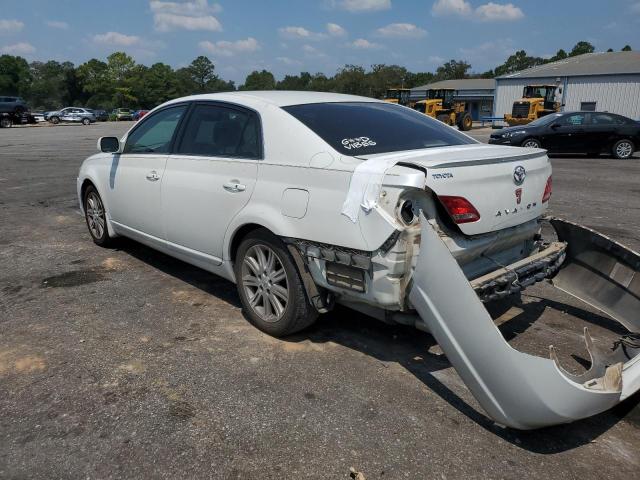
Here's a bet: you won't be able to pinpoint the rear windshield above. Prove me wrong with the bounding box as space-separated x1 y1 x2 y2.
282 102 476 156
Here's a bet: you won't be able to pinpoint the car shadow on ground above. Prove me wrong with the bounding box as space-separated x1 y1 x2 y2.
113 238 639 453
114 238 241 308
286 298 639 454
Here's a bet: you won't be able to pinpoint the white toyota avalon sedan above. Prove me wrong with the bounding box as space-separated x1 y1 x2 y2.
78 91 640 430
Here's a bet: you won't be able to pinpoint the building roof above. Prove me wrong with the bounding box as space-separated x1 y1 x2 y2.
496 51 640 79
411 78 495 91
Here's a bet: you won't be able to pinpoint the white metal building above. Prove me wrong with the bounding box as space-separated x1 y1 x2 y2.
494 51 640 120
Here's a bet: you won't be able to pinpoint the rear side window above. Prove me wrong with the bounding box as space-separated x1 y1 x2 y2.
124 105 187 154
177 104 261 159
282 102 475 156
591 113 625 125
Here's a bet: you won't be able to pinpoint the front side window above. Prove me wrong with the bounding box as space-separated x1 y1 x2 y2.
560 113 587 126
283 102 475 156
124 105 187 154
177 104 261 159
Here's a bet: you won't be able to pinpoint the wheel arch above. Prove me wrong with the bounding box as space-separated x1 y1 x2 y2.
229 223 268 264
78 173 118 237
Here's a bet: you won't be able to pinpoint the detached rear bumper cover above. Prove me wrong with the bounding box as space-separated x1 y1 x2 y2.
409 215 640 430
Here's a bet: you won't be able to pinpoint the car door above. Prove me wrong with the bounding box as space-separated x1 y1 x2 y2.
107 104 188 243
586 113 624 152
59 108 73 121
161 102 260 265
546 113 589 152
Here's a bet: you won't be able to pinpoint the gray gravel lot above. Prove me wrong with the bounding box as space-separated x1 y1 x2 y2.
1 122 639 479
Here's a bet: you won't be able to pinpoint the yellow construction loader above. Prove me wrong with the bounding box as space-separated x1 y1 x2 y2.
384 88 412 106
413 88 473 131
504 84 560 126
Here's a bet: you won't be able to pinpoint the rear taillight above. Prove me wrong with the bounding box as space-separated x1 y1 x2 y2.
542 175 552 203
439 196 481 224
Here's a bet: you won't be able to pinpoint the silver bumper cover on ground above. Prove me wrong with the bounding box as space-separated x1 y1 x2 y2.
409 216 640 429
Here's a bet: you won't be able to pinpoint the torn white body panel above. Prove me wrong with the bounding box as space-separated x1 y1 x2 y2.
409 214 640 430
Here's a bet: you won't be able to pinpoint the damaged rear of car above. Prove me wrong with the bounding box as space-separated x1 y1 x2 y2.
282 100 640 430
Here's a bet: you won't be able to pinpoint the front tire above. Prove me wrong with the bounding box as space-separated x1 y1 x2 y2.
521 138 541 149
50 116 60 125
457 112 473 131
83 185 113 247
82 118 90 125
235 229 317 337
612 139 634 159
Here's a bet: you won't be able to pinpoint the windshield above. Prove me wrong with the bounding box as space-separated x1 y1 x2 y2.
527 113 563 127
283 102 476 156
523 86 553 99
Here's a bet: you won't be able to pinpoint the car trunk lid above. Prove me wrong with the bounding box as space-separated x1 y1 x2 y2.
357 144 551 235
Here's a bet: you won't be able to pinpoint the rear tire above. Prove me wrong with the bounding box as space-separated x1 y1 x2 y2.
235 229 318 337
521 138 541 149
83 185 114 247
457 112 473 131
612 139 634 159
0 117 12 128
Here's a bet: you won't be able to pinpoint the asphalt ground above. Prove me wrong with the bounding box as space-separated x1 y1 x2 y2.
1 122 639 479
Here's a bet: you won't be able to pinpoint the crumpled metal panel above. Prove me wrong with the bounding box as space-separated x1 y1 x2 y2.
409 214 640 429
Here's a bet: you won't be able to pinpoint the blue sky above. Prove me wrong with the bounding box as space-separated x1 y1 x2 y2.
1 0 639 83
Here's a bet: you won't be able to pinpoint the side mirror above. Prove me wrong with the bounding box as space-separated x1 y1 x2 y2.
98 136 120 153
550 123 561 129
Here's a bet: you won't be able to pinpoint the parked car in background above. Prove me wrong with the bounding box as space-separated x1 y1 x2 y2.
0 96 28 115
45 107 96 125
77 91 640 429
133 109 149 121
489 111 640 159
92 109 109 121
31 111 46 123
114 108 134 121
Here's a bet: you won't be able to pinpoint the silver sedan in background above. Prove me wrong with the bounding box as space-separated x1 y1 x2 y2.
45 107 96 125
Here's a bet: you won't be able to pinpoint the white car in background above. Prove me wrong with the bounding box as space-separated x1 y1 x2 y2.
45 107 96 125
77 91 640 430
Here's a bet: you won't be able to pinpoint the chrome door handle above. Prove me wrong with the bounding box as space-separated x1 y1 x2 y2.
223 181 246 193
146 171 160 181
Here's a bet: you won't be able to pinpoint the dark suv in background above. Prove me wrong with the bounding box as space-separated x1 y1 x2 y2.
0 96 28 115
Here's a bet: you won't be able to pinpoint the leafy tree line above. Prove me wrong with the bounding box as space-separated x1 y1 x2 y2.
0 41 632 110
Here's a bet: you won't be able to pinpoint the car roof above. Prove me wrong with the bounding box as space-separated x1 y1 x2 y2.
165 90 382 108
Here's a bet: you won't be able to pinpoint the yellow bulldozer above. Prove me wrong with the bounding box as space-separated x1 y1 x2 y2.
384 88 412 106
504 84 560 126
412 88 473 131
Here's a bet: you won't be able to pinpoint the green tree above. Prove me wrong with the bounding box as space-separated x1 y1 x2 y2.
548 49 568 62
607 48 614 52
332 65 367 95
0 55 31 97
187 55 216 93
241 70 276 90
569 41 595 57
405 71 435 88
494 51 544 77
76 58 112 108
434 60 471 81
366 64 408 98
622 45 632 51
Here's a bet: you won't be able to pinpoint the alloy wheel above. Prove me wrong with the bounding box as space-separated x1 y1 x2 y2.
241 244 289 323
616 141 633 159
522 140 539 148
85 192 105 239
